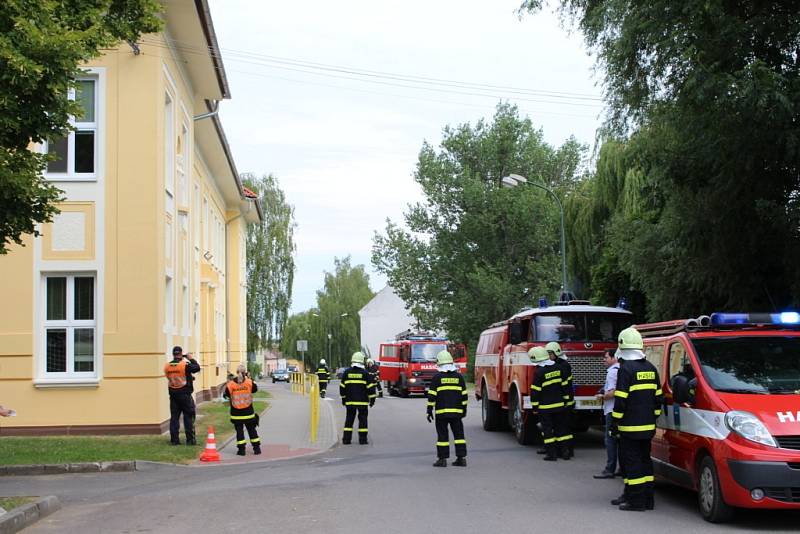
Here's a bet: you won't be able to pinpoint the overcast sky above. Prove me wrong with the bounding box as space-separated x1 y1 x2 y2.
209 0 605 314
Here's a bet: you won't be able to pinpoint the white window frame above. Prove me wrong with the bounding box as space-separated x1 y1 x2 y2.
43 70 104 181
40 273 98 380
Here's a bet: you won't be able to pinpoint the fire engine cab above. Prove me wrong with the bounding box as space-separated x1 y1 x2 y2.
638 312 800 522
378 330 468 397
474 299 633 444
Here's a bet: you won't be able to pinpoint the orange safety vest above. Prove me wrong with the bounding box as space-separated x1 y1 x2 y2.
227 378 253 410
164 360 188 389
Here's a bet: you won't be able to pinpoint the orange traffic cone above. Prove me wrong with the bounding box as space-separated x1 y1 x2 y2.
199 426 221 462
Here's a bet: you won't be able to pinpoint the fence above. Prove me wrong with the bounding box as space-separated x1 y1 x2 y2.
289 372 319 443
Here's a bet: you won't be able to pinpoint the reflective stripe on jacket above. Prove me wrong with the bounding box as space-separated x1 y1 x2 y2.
427 371 467 418
531 363 565 412
611 359 663 439
227 378 254 410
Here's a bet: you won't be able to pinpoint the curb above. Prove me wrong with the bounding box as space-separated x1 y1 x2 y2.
0 496 61 534
0 461 135 477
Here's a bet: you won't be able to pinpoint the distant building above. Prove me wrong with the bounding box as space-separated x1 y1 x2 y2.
0 0 260 434
358 286 416 360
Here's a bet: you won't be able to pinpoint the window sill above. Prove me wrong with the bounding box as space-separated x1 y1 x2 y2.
43 175 99 183
33 378 100 389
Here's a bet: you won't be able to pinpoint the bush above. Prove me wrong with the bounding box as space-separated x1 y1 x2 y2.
247 362 262 379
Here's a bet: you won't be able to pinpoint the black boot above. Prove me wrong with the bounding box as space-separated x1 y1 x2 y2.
253 444 262 455
543 455 558 461
619 502 647 512
236 446 246 457
560 449 571 460
536 447 547 454
610 494 627 506
433 458 447 467
452 457 467 467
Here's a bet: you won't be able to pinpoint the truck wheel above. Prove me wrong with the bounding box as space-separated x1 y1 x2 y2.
481 383 504 431
509 388 538 445
698 456 735 523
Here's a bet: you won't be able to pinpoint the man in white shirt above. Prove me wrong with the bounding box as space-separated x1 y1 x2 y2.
593 349 620 479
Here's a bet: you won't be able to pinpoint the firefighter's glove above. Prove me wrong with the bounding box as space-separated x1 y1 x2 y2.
341 398 346 407
426 411 433 423
608 423 619 439
369 399 375 407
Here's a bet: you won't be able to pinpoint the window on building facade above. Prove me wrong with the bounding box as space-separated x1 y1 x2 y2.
43 274 96 375
46 76 99 178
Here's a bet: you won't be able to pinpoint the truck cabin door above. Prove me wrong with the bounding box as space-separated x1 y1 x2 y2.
379 344 400 382
664 340 698 475
447 343 468 373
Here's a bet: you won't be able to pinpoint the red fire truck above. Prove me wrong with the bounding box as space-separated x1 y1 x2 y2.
379 330 468 397
474 300 633 444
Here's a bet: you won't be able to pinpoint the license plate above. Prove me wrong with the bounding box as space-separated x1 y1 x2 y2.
579 399 602 407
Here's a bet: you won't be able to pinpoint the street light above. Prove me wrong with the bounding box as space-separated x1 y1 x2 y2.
502 173 568 294
338 313 348 368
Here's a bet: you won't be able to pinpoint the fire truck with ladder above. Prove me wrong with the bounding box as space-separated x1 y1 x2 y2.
474 298 633 444
379 330 468 397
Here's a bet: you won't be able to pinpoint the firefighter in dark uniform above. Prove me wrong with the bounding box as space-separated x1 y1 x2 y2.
609 327 663 511
529 346 570 461
427 350 468 467
316 358 330 398
164 346 201 445
366 358 383 397
340 352 377 444
547 341 575 458
223 364 261 456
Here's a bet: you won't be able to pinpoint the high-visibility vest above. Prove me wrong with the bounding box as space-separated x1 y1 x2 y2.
227 378 253 409
164 360 188 389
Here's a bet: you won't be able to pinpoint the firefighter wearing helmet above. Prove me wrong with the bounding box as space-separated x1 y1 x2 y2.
316 358 330 398
610 327 663 512
366 358 383 398
547 341 575 458
529 346 570 461
339 352 377 444
426 350 468 467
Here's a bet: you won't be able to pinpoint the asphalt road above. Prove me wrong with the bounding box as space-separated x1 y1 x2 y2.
3 383 799 533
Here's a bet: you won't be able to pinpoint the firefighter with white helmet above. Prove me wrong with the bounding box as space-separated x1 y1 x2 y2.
366 358 383 398
427 350 468 467
529 346 570 461
316 358 330 398
339 352 377 444
547 341 575 458
609 327 663 511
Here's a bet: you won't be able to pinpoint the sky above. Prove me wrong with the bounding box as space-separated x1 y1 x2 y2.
209 0 606 315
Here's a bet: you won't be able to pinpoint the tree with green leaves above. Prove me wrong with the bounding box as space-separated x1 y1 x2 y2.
522 1 800 318
244 173 296 351
372 103 587 348
0 0 162 253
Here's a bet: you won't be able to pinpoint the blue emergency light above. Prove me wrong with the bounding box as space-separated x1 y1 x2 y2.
538 297 548 308
710 312 800 326
617 297 629 310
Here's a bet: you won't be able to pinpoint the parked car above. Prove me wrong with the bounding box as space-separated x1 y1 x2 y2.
272 369 289 383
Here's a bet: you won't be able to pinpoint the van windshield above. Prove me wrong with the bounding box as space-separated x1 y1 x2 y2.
692 336 800 394
410 343 447 362
534 313 632 343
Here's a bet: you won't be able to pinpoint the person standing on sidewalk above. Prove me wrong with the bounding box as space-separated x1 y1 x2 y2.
164 346 201 445
316 359 330 398
529 346 568 461
340 352 376 445
223 364 262 456
427 350 468 467
610 327 663 511
594 349 620 479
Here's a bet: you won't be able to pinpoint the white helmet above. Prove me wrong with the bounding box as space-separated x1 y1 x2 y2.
320 359 326 365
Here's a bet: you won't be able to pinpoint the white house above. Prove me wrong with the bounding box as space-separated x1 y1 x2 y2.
358 286 416 360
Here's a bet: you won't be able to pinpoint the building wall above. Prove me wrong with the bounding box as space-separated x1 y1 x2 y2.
0 31 250 433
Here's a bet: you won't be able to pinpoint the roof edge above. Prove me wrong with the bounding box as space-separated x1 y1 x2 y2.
194 0 230 99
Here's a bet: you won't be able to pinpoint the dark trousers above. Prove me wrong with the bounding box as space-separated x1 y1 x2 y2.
540 410 570 457
169 392 195 444
435 417 466 459
603 412 619 473
557 407 574 454
343 405 369 444
539 411 556 456
319 381 328 397
233 417 260 450
619 436 655 507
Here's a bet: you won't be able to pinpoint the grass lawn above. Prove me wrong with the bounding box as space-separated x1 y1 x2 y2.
0 398 269 466
0 496 35 511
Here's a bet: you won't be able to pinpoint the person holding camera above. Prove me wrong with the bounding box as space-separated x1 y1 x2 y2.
224 364 261 456
164 346 201 445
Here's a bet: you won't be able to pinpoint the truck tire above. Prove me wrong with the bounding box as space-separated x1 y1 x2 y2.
508 387 539 445
698 456 735 523
481 383 504 431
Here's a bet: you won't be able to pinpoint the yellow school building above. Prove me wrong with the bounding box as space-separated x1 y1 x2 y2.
0 0 261 434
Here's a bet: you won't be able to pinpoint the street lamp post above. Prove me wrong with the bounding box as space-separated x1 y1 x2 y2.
338 312 348 366
502 173 568 294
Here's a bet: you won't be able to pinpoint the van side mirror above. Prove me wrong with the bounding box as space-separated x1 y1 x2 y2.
509 322 523 345
671 374 696 405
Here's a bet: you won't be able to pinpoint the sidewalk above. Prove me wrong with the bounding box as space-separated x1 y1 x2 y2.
210 381 337 465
